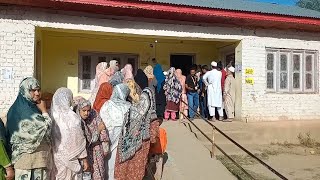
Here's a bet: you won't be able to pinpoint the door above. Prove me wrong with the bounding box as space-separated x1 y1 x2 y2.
170 54 194 76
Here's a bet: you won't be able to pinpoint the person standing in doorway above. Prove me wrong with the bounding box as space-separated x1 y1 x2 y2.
223 66 236 122
203 61 223 121
199 65 209 119
185 67 199 120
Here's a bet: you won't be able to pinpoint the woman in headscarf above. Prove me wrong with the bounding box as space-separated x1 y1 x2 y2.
121 64 134 81
109 60 119 72
99 84 131 180
115 87 159 180
6 77 52 179
134 69 148 90
125 79 141 104
93 71 125 113
0 119 14 180
51 87 89 180
74 97 109 180
153 64 166 118
144 65 157 90
90 62 116 104
163 67 183 120
175 69 188 120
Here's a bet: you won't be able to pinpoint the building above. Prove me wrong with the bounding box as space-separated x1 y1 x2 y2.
0 0 320 121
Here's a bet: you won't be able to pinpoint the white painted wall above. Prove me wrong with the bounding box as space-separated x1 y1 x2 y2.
1 5 320 121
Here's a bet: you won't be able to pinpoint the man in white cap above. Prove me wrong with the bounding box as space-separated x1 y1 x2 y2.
223 66 236 122
203 61 223 121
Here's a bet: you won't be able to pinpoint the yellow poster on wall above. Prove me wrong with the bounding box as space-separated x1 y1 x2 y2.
245 77 254 85
245 68 254 75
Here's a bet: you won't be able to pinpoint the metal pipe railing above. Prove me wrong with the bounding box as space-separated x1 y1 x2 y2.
181 100 288 180
181 112 255 179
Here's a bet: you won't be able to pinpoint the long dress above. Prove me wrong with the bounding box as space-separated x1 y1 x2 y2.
0 119 11 180
6 77 51 180
51 88 88 180
203 69 223 108
115 87 158 180
224 74 236 119
99 84 131 180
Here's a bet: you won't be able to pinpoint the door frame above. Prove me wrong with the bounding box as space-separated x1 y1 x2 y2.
169 53 196 66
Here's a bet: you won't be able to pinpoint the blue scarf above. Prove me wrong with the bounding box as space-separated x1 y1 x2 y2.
153 64 165 93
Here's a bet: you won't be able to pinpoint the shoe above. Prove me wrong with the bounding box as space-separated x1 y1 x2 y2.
208 118 215 122
218 116 224 121
189 117 194 121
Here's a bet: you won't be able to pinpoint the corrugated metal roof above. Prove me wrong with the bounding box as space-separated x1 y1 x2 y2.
138 0 320 19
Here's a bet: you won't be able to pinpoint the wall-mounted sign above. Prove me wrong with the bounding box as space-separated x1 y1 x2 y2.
1 67 13 80
245 77 254 85
245 68 254 75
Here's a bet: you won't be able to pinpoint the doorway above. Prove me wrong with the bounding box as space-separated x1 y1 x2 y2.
170 54 194 76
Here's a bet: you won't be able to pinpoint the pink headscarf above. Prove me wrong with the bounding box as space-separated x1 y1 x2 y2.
99 67 115 86
121 64 134 81
175 69 186 94
95 62 108 86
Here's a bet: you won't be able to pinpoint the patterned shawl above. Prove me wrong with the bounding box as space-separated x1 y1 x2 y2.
153 64 165 93
118 87 157 163
100 84 131 130
51 88 87 172
109 71 125 87
163 67 183 103
6 77 52 164
121 64 134 81
93 82 113 113
134 69 148 90
125 78 141 103
144 65 154 79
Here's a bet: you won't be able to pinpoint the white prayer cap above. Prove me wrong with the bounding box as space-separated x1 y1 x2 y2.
211 61 217 67
228 66 235 73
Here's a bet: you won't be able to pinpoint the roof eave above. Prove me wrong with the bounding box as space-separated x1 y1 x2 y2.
1 0 320 32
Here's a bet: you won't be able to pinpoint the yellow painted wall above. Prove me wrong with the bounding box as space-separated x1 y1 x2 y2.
41 30 221 97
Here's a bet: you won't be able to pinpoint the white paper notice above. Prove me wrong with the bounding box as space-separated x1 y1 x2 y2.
2 67 13 80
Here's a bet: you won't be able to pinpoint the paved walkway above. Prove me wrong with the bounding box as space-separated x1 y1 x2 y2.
160 121 235 180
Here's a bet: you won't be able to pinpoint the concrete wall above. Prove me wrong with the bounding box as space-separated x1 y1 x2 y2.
1 5 320 121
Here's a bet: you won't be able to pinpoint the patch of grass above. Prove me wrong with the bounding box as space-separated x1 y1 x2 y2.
297 132 320 148
270 141 296 148
217 155 275 180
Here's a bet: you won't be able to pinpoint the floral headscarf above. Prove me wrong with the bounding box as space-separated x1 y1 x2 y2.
125 79 141 103
163 67 182 104
144 65 154 79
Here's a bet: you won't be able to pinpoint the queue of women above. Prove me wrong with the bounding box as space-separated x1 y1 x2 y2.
0 60 170 180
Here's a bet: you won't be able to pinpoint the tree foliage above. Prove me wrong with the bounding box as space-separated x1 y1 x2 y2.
296 0 320 12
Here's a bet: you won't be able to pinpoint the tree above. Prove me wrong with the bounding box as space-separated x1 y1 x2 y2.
296 0 320 12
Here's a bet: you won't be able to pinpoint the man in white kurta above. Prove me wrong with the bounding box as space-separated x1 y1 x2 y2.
203 61 223 121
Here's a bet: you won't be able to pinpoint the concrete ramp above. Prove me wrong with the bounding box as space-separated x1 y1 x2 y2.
161 121 235 180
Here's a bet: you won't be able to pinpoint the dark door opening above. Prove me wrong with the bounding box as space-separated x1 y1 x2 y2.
170 54 194 76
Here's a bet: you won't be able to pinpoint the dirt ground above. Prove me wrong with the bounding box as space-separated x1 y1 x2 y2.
217 141 320 180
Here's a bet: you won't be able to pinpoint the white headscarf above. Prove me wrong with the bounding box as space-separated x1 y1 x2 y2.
51 87 87 174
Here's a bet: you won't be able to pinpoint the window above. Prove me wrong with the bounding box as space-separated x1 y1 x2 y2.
266 49 317 93
79 52 139 92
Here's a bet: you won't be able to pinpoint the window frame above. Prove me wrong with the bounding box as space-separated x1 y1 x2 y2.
78 52 139 93
266 48 318 94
